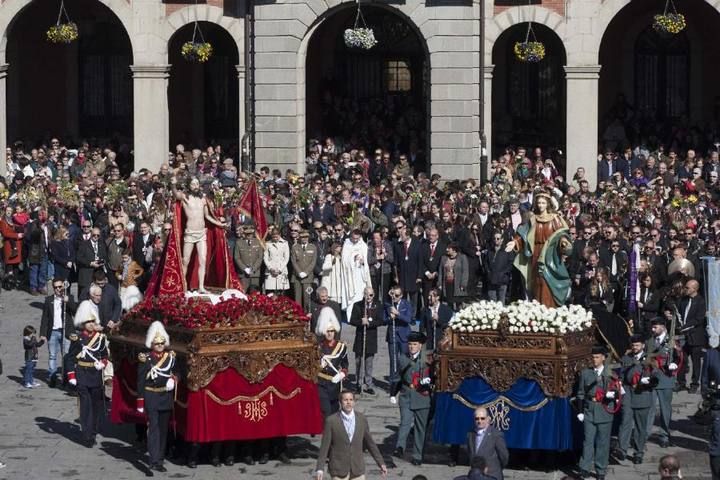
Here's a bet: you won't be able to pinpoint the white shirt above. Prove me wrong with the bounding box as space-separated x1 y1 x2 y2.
594 365 604 377
53 296 63 330
340 409 356 442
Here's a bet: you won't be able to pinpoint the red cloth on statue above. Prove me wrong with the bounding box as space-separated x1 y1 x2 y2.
145 201 242 298
111 359 323 441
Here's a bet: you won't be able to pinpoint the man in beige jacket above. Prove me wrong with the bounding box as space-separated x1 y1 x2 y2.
315 390 388 480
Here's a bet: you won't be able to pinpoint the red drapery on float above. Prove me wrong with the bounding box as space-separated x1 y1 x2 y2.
112 360 323 441
144 201 242 298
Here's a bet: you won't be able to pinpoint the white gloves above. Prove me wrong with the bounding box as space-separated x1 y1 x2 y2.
669 362 678 371
94 361 104 371
69 378 77 386
390 396 397 405
299 272 308 279
640 377 651 385
137 407 145 413
420 377 432 385
166 378 176 391
331 372 345 384
244 267 252 275
576 413 584 422
605 391 616 399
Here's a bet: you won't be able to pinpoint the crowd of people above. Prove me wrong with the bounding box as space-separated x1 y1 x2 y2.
2 133 718 479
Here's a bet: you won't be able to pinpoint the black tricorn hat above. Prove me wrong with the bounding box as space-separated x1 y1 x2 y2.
629 333 645 344
408 331 427 344
650 317 667 327
591 345 608 356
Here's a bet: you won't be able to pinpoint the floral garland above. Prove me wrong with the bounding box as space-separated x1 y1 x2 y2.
125 292 308 330
450 300 592 335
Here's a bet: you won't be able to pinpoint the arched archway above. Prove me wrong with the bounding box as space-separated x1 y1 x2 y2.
304 5 430 173
599 0 720 150
168 21 239 150
5 0 133 145
491 22 567 161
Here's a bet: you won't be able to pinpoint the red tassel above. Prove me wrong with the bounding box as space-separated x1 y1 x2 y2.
67 371 76 382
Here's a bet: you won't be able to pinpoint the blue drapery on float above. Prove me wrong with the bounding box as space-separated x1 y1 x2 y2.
432 377 580 450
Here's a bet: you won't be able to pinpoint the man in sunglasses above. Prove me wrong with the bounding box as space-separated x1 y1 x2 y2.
458 407 509 479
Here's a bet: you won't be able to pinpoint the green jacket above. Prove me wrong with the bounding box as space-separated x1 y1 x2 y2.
397 349 433 410
620 353 653 408
645 337 678 390
576 367 616 423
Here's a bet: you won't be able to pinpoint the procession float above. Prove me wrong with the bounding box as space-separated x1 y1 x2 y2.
432 192 595 451
109 181 323 441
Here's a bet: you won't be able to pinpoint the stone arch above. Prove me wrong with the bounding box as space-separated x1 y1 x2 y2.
486 6 567 65
0 0 135 61
162 4 243 59
295 1 431 172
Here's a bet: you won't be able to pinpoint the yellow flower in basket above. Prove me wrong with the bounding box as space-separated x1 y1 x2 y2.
182 42 213 63
513 41 545 63
47 22 79 44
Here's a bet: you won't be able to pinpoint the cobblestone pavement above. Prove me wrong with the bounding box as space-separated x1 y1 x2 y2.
0 288 712 479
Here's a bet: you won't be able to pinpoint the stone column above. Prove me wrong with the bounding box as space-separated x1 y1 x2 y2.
236 64 246 145
565 65 601 188
483 64 494 179
0 64 8 177
131 65 170 172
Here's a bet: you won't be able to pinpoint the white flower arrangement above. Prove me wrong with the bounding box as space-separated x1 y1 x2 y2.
344 28 378 49
449 300 592 335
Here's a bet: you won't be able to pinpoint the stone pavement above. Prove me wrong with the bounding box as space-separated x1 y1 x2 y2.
0 288 712 479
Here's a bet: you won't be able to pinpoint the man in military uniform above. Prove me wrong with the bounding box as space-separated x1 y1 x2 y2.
136 321 177 473
315 307 348 417
66 285 109 448
348 287 383 395
616 334 654 464
646 317 680 447
290 230 317 311
576 345 621 480
233 225 264 291
391 331 433 466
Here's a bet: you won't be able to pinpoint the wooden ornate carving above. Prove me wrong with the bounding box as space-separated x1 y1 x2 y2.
455 334 555 351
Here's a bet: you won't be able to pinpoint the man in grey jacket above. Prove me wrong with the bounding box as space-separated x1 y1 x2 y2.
466 407 509 480
315 390 388 480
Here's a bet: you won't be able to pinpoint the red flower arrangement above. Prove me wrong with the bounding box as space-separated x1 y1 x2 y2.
126 292 308 329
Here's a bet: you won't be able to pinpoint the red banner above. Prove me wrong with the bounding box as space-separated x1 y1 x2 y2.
238 180 268 247
112 361 323 442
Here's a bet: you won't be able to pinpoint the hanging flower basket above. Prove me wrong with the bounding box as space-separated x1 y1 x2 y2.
514 22 544 63
344 2 377 50
653 13 686 34
47 1 77 44
653 0 686 35
514 41 545 63
47 22 79 44
344 28 377 49
182 41 214 63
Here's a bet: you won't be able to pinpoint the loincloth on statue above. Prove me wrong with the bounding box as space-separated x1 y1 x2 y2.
184 228 207 244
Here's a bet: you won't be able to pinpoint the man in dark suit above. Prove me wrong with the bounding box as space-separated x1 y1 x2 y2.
394 221 422 316
420 227 446 304
76 227 108 294
678 279 707 393
419 288 454 351
349 287 383 395
466 407 509 480
39 279 78 387
385 285 413 385
314 390 387 480
453 456 497 480
597 149 620 185
306 193 337 225
483 232 515 305
131 221 155 271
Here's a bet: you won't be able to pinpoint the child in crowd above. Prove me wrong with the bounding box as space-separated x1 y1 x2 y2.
22 325 44 388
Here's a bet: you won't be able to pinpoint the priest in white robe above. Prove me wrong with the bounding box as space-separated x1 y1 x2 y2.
340 230 371 313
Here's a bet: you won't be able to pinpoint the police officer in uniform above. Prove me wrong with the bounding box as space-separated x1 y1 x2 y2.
136 321 177 473
391 331 433 466
233 225 264 291
291 230 317 311
576 345 621 480
616 334 654 464
646 317 680 447
315 307 348 417
66 287 109 448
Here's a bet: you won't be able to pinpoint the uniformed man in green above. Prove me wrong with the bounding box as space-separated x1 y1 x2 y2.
233 225 264 291
391 331 433 466
576 345 620 480
616 333 654 464
645 317 679 447
291 230 317 310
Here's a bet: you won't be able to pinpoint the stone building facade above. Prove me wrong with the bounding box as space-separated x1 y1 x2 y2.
0 0 718 185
